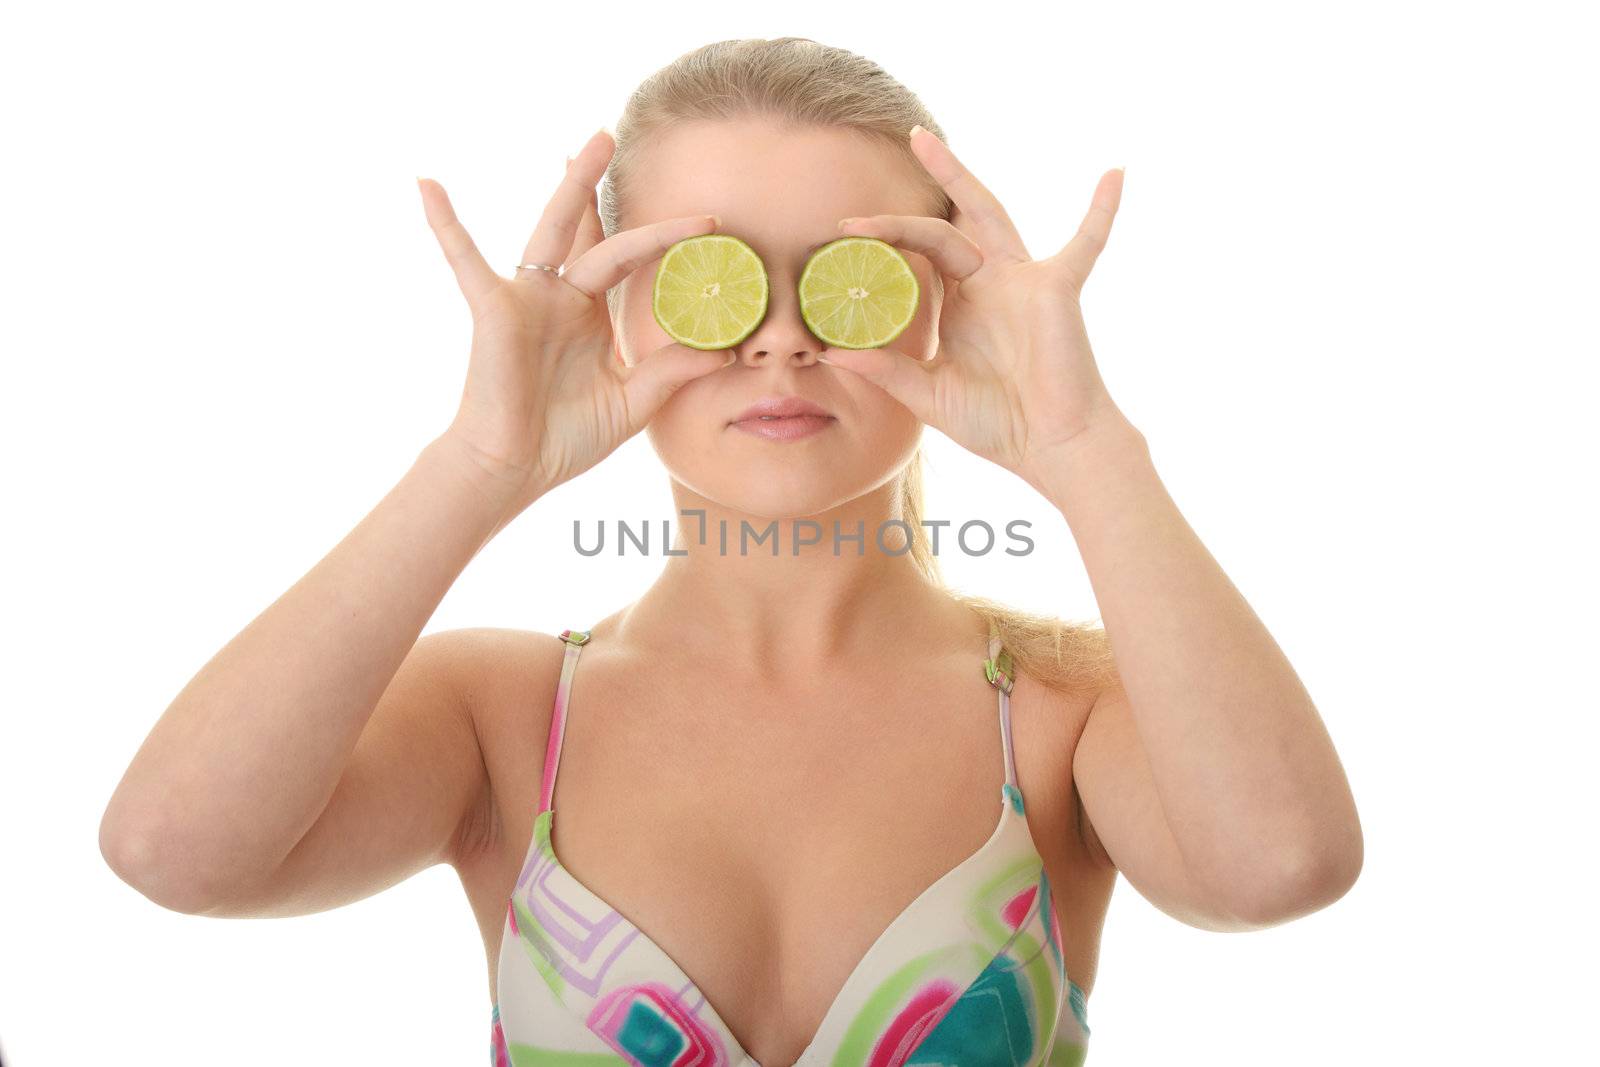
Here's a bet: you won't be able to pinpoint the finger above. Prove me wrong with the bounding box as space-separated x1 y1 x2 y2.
565 156 605 268
1051 168 1124 292
836 213 985 282
417 178 502 305
815 346 938 424
560 213 720 299
906 126 1030 263
619 341 739 432
519 128 612 273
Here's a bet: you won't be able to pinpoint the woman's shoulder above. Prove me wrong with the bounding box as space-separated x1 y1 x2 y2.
430 626 578 780
423 625 571 713
435 625 593 869
949 595 1119 696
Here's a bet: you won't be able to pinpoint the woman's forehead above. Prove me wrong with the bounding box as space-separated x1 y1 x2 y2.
626 121 931 226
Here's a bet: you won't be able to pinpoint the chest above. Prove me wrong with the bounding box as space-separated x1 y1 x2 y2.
472 654 1104 1064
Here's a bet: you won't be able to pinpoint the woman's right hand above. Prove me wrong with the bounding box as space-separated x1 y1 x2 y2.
417 127 730 516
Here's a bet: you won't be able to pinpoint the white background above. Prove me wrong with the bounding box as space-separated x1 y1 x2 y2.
3 1 1596 1063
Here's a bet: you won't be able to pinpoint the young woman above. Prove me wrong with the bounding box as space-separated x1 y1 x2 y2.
100 37 1362 1067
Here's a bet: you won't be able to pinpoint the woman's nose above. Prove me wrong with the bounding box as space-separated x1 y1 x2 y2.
728 288 826 366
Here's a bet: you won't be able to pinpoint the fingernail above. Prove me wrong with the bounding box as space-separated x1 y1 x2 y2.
816 354 834 364
909 124 925 139
838 217 858 228
706 214 720 227
722 352 737 367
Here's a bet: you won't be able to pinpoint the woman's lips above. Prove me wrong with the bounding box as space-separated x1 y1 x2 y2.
730 414 836 440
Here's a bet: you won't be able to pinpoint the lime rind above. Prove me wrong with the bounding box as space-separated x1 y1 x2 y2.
652 234 770 351
797 237 919 350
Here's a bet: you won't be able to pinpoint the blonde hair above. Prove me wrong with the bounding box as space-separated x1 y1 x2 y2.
599 36 1120 698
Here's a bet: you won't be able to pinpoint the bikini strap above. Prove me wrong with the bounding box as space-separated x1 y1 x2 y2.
537 628 592 815
984 620 1023 809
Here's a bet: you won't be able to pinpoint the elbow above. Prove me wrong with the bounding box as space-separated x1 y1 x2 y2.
1232 824 1364 927
99 809 227 916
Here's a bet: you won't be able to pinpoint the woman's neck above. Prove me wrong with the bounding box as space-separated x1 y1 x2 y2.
610 478 975 682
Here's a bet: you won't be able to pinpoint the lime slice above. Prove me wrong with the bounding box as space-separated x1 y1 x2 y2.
798 237 920 350
652 233 769 351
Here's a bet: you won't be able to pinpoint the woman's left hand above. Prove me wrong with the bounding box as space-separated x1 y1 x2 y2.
819 126 1133 486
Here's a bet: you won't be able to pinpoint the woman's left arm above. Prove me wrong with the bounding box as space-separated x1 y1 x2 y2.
1029 411 1364 931
820 125 1362 931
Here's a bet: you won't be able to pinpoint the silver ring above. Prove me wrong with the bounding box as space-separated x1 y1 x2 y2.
515 262 560 274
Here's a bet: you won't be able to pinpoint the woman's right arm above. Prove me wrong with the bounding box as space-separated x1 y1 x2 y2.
98 433 530 916
99 127 734 916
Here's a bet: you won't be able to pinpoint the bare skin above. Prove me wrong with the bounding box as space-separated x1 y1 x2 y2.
454 610 1117 1065
101 108 1356 1067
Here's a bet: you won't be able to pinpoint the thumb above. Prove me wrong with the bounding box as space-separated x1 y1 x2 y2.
817 347 936 422
619 342 737 430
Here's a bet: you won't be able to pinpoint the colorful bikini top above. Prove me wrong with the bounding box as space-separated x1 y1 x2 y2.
490 624 1091 1067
